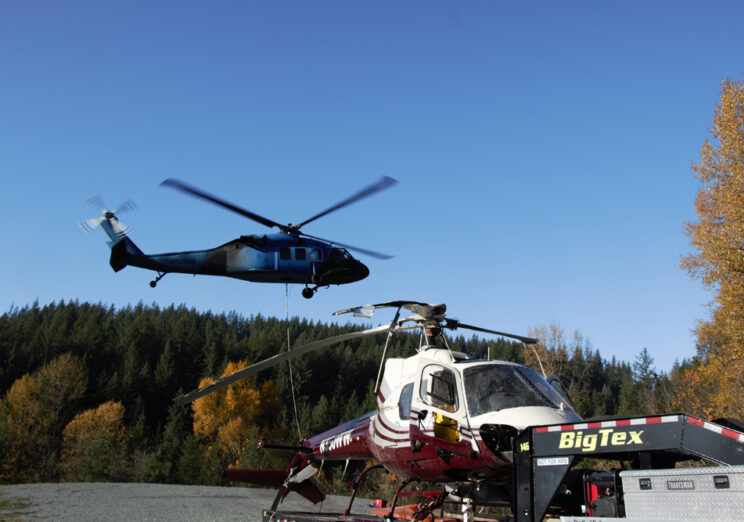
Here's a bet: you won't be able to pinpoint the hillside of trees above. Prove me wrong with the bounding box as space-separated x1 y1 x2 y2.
0 300 686 488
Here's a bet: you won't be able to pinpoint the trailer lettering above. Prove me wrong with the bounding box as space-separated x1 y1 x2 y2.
559 432 575 449
582 434 597 451
558 429 644 452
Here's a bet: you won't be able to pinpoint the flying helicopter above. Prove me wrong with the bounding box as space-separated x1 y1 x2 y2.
174 300 582 517
80 176 397 298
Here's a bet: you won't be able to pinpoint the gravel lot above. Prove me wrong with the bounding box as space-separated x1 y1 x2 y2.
0 483 372 521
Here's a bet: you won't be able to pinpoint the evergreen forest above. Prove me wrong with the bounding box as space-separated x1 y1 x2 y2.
0 300 693 490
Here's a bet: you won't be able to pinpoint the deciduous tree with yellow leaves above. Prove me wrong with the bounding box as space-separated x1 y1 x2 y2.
0 353 86 482
192 361 281 465
59 401 127 481
679 77 744 419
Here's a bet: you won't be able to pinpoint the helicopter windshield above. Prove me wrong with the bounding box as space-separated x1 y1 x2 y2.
462 364 567 417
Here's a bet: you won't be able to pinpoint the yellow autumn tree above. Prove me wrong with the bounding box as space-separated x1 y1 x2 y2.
192 361 281 465
679 76 744 419
0 353 87 482
59 401 126 481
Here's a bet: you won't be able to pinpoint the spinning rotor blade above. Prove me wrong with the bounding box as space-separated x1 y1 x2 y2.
174 323 391 405
114 199 137 215
444 318 538 345
80 197 136 234
87 195 107 213
79 216 105 233
301 232 393 260
160 178 283 230
294 176 398 231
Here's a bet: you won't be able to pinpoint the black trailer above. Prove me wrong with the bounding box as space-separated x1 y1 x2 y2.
513 413 744 521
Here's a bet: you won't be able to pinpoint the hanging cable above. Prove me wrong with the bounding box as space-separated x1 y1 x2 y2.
286 284 303 440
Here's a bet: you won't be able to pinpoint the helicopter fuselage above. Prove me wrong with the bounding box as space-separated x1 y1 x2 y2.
110 232 369 287
303 348 581 489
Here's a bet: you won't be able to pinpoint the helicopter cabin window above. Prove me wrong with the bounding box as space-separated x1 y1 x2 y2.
419 365 458 413
294 248 306 261
398 383 413 421
280 248 291 260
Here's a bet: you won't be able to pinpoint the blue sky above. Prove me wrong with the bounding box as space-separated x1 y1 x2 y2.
1 2 742 371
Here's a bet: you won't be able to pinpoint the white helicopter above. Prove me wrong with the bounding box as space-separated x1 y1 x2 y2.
176 300 581 513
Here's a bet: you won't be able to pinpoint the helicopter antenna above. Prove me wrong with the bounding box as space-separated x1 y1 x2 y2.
373 306 402 395
529 343 548 378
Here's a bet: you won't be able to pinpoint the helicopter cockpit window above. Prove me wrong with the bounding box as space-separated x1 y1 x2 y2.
420 365 458 413
463 364 567 417
294 248 306 261
331 248 351 262
279 248 291 260
398 383 413 421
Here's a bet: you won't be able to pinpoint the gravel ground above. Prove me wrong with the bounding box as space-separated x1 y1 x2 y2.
0 483 372 521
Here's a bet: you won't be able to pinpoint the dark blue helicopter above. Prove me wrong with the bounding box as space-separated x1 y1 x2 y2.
81 176 397 298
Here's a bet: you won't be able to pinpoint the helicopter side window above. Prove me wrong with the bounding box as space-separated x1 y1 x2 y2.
294 248 306 261
398 383 413 421
280 248 291 260
419 365 458 413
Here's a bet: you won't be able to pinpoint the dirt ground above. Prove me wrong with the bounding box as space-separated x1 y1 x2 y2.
0 482 373 521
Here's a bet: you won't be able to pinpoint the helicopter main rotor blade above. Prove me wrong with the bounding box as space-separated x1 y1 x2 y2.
301 232 393 260
293 176 398 231
444 318 539 345
174 323 392 405
160 178 284 230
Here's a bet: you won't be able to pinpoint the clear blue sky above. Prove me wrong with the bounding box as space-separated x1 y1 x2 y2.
1 2 742 371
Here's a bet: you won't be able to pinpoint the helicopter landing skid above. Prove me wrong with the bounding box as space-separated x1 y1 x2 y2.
149 272 167 288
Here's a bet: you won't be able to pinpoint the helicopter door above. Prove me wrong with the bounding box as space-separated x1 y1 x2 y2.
410 363 476 455
308 248 323 279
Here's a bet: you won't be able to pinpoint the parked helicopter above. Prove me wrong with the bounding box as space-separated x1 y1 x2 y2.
80 177 397 298
175 300 582 516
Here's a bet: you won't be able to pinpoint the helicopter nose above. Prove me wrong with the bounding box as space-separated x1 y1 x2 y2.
354 261 369 281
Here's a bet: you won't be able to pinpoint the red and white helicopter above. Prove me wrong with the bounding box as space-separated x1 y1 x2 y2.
175 301 581 516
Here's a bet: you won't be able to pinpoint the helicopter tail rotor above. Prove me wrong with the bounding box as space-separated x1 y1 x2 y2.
79 196 136 239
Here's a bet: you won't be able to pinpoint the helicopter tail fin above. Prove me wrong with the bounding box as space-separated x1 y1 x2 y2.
109 236 144 272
